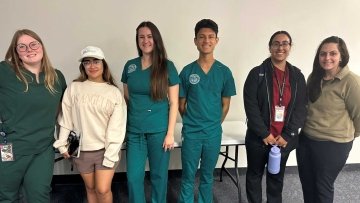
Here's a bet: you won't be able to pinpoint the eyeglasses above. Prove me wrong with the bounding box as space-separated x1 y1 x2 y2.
319 51 339 58
16 41 41 52
271 41 290 49
82 59 102 67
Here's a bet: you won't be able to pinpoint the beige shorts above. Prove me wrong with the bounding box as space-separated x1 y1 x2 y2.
73 149 118 173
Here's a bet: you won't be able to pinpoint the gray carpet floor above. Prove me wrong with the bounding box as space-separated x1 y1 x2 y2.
48 164 360 203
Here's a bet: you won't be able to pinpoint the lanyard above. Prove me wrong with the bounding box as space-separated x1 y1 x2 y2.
0 131 7 144
273 66 287 106
0 116 8 144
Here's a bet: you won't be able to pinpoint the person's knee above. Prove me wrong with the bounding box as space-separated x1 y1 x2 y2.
96 187 112 197
199 172 214 184
127 173 144 187
85 185 96 194
24 184 51 203
181 171 197 183
180 169 196 185
0 189 19 203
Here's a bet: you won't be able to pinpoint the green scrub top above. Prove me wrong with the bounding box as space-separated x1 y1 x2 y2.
179 60 236 139
121 57 180 133
0 61 67 156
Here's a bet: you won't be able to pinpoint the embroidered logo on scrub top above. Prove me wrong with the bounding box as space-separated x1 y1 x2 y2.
128 64 137 73
189 74 200 84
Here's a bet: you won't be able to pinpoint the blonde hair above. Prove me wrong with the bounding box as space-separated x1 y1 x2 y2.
5 29 58 93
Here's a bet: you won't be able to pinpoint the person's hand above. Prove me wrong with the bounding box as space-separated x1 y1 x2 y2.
163 134 174 151
62 151 71 159
276 136 288 148
263 134 277 145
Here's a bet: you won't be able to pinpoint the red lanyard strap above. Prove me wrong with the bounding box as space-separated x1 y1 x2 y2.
273 65 287 106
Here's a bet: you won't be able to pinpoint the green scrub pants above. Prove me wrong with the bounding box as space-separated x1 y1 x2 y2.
178 134 221 203
0 144 54 203
126 131 170 203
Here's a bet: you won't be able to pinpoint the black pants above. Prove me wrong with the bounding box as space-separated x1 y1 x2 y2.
296 134 353 203
245 134 298 203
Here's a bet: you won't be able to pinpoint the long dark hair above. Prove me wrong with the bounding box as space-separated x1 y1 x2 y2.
74 59 117 87
308 36 349 102
136 21 168 101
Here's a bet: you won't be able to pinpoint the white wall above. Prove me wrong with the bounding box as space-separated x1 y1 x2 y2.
1 0 360 174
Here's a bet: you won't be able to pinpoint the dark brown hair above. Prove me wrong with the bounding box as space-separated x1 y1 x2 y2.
136 21 168 101
268 31 292 48
308 36 349 102
195 19 218 37
74 59 118 87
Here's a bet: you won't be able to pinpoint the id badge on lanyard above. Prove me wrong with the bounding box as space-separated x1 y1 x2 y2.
273 65 286 123
274 105 285 122
0 131 15 162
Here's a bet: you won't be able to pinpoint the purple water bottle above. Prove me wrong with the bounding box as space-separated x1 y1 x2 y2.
268 145 281 174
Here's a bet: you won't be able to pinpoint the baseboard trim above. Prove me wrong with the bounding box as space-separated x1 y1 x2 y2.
52 163 360 185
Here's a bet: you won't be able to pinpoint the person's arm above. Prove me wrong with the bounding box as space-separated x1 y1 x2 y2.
55 70 67 117
243 67 270 139
178 67 187 117
53 86 73 158
178 97 187 116
163 84 179 151
221 97 231 123
344 75 360 138
103 90 127 168
123 83 129 105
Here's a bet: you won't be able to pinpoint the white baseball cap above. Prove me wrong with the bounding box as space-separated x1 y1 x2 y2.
78 46 105 62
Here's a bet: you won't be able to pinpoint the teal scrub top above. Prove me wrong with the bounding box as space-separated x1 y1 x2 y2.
121 57 180 133
179 60 236 139
0 61 67 156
